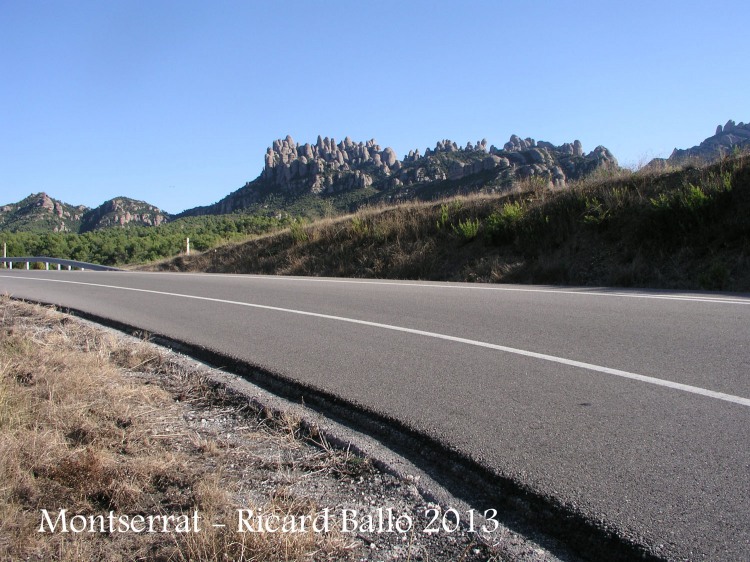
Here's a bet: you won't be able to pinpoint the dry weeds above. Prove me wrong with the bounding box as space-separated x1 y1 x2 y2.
0 296 359 561
0 297 513 561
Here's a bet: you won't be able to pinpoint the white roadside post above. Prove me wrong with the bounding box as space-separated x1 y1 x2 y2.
2 242 5 269
25 261 29 270
57 263 61 271
45 262 49 270
186 237 190 256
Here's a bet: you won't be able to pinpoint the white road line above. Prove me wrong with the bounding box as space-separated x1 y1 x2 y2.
3 274 750 408
130 271 750 305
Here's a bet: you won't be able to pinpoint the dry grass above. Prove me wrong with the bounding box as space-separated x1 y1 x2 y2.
0 296 358 561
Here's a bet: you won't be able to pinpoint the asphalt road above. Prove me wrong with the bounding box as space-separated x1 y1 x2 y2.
2 270 749 560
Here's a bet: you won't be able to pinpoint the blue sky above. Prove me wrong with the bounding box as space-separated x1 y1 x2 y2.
2 1 748 214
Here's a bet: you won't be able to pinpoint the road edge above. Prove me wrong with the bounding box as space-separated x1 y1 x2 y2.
18 297 665 562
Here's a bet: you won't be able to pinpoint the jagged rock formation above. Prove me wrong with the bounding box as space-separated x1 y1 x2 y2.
80 197 168 231
649 120 750 168
262 133 615 193
183 133 617 218
262 135 400 194
671 120 750 162
0 193 169 233
4 133 618 229
178 135 617 217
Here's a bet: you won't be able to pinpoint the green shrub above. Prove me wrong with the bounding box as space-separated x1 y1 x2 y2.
289 220 309 244
582 196 610 225
649 192 672 211
719 170 733 192
436 204 450 230
350 216 369 236
681 184 709 211
435 201 463 231
452 218 481 240
485 201 525 244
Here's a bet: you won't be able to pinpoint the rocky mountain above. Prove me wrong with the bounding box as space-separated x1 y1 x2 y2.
0 193 169 233
180 133 617 218
649 120 750 168
0 193 87 233
79 197 168 231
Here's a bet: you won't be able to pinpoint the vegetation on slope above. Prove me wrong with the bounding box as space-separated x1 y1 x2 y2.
149 154 750 291
0 193 87 233
0 213 289 266
0 193 169 234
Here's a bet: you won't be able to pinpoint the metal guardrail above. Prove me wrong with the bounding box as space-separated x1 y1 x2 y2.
0 257 121 272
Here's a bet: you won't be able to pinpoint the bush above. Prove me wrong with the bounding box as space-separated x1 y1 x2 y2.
436 204 450 230
485 201 525 244
452 218 480 241
582 196 610 225
435 201 463 231
289 220 309 244
350 216 369 236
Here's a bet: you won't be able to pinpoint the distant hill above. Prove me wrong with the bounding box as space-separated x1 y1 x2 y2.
648 119 750 169
0 193 88 233
79 197 168 231
178 134 618 219
0 193 169 233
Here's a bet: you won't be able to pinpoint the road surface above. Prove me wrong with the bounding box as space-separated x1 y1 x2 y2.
2 270 748 560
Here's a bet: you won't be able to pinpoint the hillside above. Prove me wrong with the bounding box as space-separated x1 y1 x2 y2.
149 153 750 292
0 193 169 233
0 214 288 266
79 197 168 230
6 122 749 237
0 193 88 233
178 134 618 219
6 124 750 282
